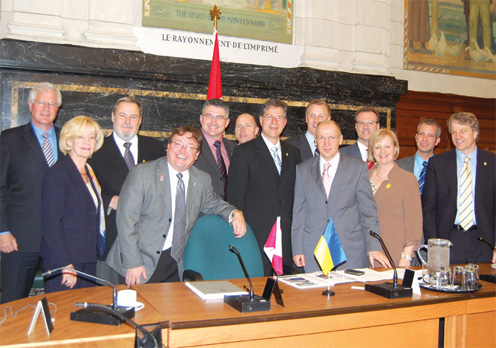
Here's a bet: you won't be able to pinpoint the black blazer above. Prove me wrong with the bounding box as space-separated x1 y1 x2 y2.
0 123 62 252
40 155 102 270
194 132 236 197
422 149 496 260
286 132 314 162
226 136 301 274
87 134 166 259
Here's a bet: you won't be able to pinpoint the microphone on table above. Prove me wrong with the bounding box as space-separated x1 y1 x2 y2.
224 245 271 313
477 237 496 284
364 231 413 299
43 267 135 326
75 302 161 348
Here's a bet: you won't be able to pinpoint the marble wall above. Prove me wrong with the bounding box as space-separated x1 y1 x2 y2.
0 39 407 144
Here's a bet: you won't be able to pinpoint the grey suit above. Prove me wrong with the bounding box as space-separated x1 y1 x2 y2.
292 155 381 272
339 142 362 160
106 157 236 283
286 133 314 162
397 155 415 173
194 132 236 197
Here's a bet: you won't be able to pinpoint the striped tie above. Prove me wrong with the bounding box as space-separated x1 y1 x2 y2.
213 140 227 196
171 173 186 262
459 156 474 231
418 161 428 195
123 142 135 170
322 163 332 197
272 147 282 174
41 133 55 167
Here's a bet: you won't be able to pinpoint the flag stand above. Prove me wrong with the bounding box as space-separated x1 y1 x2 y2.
322 273 335 297
263 275 285 307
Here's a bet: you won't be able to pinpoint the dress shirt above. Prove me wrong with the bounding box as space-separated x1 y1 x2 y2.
319 153 340 189
202 132 230 172
357 141 368 162
162 163 190 251
304 131 317 154
454 148 478 225
113 132 138 165
31 122 58 163
413 153 432 180
261 133 282 163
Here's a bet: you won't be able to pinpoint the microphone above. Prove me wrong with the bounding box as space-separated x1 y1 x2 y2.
477 237 496 284
224 245 270 313
43 266 135 326
477 237 496 252
364 231 413 299
75 302 161 348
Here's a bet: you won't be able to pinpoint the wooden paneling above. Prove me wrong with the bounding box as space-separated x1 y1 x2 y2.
396 91 496 158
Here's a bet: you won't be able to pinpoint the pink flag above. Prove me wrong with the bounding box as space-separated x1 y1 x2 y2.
207 29 222 100
264 217 283 275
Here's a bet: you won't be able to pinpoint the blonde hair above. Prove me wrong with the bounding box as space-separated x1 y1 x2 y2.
367 128 400 163
59 116 104 155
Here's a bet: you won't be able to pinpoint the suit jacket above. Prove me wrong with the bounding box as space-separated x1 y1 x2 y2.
286 132 314 162
0 123 62 252
339 142 362 160
193 133 236 197
106 158 236 283
292 155 381 272
422 149 496 259
40 155 102 270
396 155 415 173
88 134 165 259
226 136 301 274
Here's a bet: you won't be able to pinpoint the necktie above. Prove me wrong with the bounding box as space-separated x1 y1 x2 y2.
322 163 332 197
365 148 374 169
213 140 227 196
123 142 135 170
418 161 428 195
271 147 282 174
314 147 320 157
171 173 186 262
41 133 55 167
459 156 474 231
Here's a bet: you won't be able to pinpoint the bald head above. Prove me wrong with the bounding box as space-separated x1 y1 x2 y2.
235 113 259 144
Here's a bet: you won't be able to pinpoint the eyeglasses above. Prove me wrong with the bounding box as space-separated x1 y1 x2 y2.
170 140 198 153
317 135 340 142
34 100 58 108
356 121 378 126
203 114 227 121
263 114 285 122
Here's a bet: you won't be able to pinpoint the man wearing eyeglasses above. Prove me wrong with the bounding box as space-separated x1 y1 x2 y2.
107 126 246 286
194 99 236 198
227 99 301 275
88 97 165 284
340 107 380 167
0 82 63 303
292 121 390 272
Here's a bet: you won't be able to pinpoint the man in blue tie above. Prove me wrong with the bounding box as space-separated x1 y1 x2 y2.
397 119 441 195
422 112 496 264
0 82 62 303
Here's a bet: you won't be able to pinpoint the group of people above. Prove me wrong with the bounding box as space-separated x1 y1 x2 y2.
1 82 494 303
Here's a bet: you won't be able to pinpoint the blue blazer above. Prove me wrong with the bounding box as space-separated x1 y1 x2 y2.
40 155 102 271
339 142 362 160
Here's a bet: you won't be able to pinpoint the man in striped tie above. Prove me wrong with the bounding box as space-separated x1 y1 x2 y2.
0 82 62 303
422 112 496 264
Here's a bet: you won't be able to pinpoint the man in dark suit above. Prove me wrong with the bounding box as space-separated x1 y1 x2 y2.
292 121 390 272
339 107 380 168
194 99 236 198
422 112 496 264
88 97 165 283
226 99 301 275
106 127 246 287
286 99 331 161
0 82 63 303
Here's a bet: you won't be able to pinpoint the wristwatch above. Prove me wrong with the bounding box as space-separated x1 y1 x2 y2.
401 252 412 262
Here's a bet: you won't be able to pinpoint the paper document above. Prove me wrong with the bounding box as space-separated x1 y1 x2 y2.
185 281 247 300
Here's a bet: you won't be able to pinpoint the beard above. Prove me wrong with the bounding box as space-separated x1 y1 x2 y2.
114 129 136 141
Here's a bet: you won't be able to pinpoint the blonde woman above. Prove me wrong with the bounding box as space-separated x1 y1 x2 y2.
368 129 422 267
40 116 105 293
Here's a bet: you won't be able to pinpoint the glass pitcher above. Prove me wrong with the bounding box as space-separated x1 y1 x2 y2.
417 238 453 284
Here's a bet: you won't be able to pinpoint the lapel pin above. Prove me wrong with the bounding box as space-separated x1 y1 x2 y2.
143 159 146 163
194 182 197 187
484 162 487 166
160 175 164 181
286 152 289 157
386 183 391 189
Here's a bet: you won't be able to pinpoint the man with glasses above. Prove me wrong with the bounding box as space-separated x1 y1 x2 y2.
227 99 301 275
287 99 332 161
107 126 246 286
1 82 63 303
340 107 380 168
194 99 236 198
88 97 165 283
292 121 390 272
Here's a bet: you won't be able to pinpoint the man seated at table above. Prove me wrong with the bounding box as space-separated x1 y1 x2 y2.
106 126 246 286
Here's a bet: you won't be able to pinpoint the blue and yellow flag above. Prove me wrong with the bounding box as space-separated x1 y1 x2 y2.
314 217 347 276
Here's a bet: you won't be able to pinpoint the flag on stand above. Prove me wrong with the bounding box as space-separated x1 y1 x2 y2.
207 29 222 100
264 217 283 275
314 217 347 276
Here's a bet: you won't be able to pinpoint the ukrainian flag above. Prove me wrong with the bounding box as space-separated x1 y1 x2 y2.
314 217 347 276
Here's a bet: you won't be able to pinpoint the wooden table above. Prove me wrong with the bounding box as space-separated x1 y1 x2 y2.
0 265 495 347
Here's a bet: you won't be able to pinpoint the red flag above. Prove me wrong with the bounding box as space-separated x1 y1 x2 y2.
207 29 222 99
264 217 283 275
